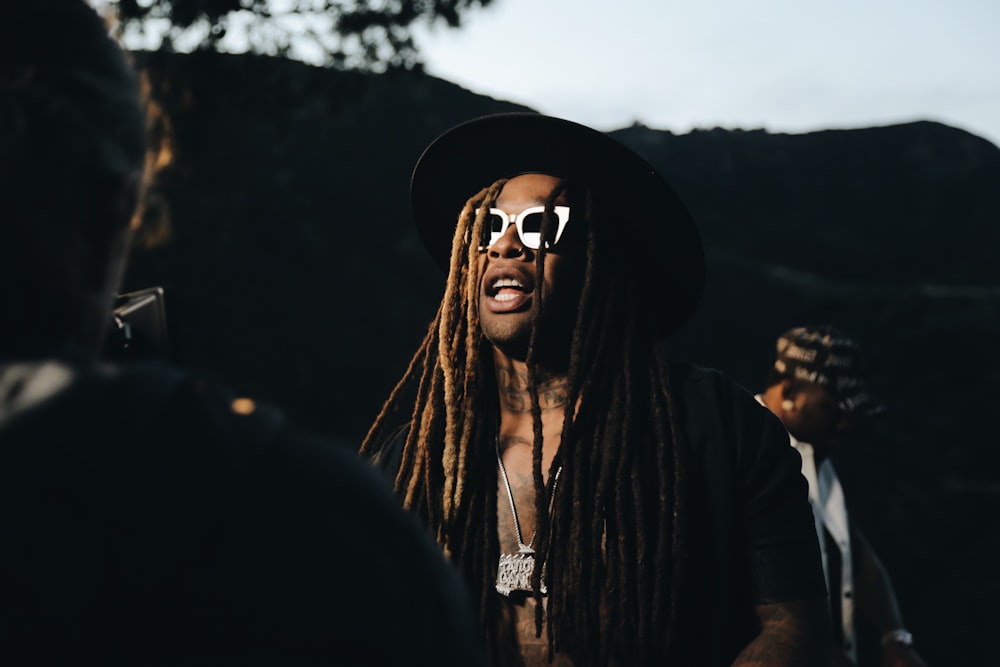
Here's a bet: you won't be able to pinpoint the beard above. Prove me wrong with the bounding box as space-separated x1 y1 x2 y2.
480 308 533 361
480 298 576 370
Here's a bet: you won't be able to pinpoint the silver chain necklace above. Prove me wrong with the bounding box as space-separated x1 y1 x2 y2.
495 441 562 597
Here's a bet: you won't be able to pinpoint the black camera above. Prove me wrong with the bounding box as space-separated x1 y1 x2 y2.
104 286 171 362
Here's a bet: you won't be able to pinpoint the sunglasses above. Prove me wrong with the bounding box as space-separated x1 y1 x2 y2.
475 206 571 251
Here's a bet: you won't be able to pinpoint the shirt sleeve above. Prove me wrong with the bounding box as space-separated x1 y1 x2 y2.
673 363 828 606
734 389 828 603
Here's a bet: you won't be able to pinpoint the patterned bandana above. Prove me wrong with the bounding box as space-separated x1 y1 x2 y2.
773 325 886 417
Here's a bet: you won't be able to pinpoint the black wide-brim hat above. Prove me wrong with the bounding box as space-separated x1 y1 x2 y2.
410 112 705 336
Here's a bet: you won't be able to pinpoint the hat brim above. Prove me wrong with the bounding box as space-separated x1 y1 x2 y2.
409 112 704 336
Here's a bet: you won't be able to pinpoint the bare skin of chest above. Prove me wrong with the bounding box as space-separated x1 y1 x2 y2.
504 595 577 667
494 352 580 665
497 436 573 666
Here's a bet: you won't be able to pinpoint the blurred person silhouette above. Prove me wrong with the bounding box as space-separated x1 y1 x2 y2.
362 113 833 666
0 1 485 664
758 326 929 667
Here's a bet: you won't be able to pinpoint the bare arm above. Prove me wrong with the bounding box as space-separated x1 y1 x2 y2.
732 598 833 667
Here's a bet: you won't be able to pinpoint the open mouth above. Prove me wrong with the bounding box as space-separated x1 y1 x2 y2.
488 277 528 302
483 270 534 312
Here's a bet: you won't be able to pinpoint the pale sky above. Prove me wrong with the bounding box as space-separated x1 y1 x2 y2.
412 0 1000 147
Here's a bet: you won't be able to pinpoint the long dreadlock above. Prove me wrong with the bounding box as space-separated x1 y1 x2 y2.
361 177 689 665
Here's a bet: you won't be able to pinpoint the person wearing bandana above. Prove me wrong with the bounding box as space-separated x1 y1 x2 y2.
758 326 930 667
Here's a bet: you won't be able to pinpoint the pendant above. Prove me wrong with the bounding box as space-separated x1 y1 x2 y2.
495 546 547 596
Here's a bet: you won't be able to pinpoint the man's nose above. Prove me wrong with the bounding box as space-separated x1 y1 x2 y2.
488 223 525 259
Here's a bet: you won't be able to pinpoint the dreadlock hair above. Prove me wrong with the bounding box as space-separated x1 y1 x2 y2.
362 176 689 665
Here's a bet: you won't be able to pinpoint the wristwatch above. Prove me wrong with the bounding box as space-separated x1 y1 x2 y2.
881 628 914 647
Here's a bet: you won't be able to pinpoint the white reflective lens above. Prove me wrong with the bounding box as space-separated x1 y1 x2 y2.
475 206 570 250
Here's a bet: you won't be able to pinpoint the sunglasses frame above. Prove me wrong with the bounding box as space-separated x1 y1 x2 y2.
475 205 571 251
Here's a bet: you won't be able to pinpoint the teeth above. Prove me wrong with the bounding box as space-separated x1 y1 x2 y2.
494 292 518 302
492 278 524 290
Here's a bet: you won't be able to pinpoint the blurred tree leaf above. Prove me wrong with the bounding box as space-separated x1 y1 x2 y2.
100 0 494 71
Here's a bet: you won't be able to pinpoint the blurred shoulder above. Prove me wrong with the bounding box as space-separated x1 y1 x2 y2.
663 359 759 411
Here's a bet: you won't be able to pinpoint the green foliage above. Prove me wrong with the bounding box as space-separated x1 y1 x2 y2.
101 0 494 70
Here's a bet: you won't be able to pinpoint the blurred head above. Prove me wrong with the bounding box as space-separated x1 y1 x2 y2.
0 0 146 361
762 325 885 448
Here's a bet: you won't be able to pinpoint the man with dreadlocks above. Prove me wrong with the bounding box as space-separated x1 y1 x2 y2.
362 113 832 666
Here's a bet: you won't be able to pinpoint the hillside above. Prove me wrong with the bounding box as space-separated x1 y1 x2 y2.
121 50 1000 665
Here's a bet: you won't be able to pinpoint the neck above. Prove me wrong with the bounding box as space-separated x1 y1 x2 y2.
492 347 567 489
492 348 571 418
